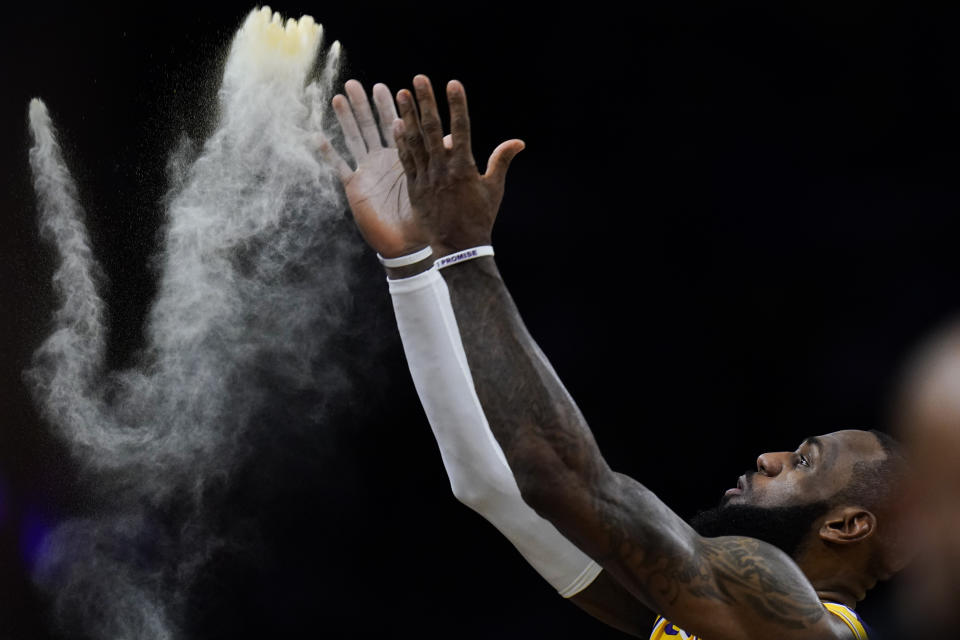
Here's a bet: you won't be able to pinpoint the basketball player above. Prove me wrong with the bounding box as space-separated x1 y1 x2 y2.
318 76 910 639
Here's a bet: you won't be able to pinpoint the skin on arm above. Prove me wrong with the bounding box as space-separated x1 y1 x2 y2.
317 80 651 634
390 74 855 640
569 570 660 637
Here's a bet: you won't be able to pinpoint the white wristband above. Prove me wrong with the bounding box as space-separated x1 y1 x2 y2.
436 245 494 269
377 245 433 268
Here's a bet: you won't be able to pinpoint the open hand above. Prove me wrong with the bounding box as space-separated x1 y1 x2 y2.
318 80 428 258
393 75 525 257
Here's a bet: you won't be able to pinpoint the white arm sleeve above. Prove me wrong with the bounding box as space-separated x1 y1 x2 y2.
388 266 602 597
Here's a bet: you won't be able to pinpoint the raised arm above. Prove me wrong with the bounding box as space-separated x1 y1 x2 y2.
389 74 854 640
317 79 653 636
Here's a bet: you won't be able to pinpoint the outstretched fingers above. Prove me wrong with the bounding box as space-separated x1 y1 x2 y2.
331 93 368 163
393 118 418 181
412 75 446 159
446 80 473 164
344 80 384 151
396 88 428 174
372 83 399 148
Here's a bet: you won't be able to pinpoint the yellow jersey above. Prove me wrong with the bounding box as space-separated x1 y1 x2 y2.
648 601 869 640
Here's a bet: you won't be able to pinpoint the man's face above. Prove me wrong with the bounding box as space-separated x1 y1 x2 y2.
721 429 885 510
689 429 886 558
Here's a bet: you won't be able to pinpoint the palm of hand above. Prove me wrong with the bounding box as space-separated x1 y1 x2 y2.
322 77 523 259
344 148 422 256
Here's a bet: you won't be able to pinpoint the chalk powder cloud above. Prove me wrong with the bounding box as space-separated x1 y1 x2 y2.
25 7 362 638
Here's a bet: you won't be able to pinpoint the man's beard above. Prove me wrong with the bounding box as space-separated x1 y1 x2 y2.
688 500 832 560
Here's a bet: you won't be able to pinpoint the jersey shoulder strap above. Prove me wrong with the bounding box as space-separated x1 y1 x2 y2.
648 602 868 640
822 602 869 640
648 615 702 640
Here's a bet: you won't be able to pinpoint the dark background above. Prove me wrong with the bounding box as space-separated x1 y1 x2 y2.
2 2 958 638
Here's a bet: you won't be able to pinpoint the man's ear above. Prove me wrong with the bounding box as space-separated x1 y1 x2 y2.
820 507 876 543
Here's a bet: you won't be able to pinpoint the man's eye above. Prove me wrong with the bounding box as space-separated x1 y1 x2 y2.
798 454 810 467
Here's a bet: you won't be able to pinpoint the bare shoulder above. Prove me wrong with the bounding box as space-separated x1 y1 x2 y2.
662 535 862 640
565 538 859 640
699 535 826 626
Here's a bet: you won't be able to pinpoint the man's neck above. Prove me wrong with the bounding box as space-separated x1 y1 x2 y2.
797 553 875 609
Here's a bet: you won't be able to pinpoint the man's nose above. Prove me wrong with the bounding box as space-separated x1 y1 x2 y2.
756 452 788 476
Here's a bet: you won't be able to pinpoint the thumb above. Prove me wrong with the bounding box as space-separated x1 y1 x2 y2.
483 139 525 187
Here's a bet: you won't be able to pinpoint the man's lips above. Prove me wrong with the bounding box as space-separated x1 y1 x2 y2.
724 474 746 497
